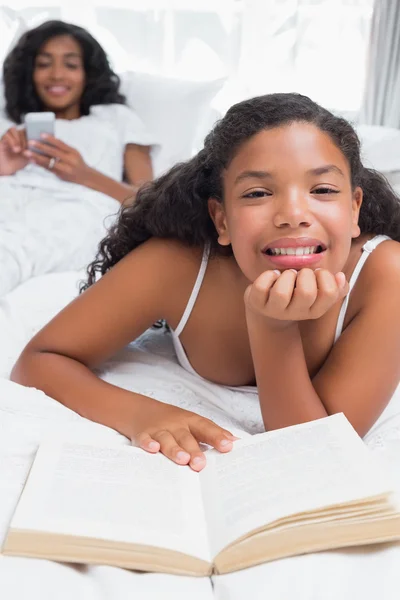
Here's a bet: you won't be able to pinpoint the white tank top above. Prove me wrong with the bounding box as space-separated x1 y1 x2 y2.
171 235 391 393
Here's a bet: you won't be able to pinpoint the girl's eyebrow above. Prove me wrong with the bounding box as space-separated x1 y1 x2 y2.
234 170 272 185
234 164 345 186
308 165 345 178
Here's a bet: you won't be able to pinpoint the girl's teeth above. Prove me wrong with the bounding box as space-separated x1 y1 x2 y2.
270 246 317 256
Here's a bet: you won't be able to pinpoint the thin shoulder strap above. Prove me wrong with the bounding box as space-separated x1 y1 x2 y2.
334 235 391 343
174 243 211 337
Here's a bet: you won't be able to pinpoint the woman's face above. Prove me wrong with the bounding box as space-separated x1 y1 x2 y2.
209 122 362 282
33 35 85 118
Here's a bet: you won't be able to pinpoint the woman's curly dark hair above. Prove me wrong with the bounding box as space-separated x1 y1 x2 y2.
82 92 400 291
3 20 125 123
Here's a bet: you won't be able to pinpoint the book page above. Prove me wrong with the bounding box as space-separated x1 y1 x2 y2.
200 414 394 557
8 439 212 563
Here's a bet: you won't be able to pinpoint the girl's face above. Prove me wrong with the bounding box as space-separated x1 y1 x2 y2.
33 35 85 119
209 123 362 282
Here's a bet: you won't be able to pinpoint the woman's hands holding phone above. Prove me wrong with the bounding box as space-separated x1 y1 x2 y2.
0 127 28 176
24 134 90 185
0 126 88 185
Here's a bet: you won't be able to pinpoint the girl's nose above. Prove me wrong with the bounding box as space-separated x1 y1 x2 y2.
273 192 312 229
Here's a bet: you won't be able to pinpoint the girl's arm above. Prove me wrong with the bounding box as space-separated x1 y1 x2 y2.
246 242 400 437
11 239 235 469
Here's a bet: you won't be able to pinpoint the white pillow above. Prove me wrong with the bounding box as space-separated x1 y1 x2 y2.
120 71 225 174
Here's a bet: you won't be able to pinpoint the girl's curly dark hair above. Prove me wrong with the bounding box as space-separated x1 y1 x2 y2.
3 20 125 123
82 92 400 291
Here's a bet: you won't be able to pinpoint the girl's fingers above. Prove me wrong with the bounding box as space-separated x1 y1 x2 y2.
136 432 160 453
288 268 318 312
267 269 297 312
245 270 280 308
174 428 207 471
151 430 193 467
335 271 349 295
189 418 235 454
311 269 345 316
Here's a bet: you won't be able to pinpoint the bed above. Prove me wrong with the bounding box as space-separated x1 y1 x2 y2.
1 271 400 599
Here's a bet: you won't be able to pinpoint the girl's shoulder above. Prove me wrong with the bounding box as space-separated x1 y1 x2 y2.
363 238 400 277
356 238 400 305
132 236 204 268
26 238 208 369
116 237 206 306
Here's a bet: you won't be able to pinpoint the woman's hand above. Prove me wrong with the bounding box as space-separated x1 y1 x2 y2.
24 134 90 184
0 127 29 175
244 268 349 325
131 398 238 471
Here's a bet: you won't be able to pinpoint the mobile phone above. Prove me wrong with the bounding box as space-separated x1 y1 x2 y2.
24 112 55 153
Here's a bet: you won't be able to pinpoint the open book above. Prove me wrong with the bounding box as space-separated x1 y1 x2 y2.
3 414 400 576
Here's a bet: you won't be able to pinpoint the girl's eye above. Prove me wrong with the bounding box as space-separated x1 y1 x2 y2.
66 63 80 70
242 190 272 199
313 187 339 195
35 63 50 69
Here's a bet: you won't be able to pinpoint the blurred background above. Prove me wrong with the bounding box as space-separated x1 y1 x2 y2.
0 0 379 118
1 1 399 177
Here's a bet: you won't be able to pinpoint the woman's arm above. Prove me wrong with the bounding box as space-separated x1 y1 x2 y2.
81 144 154 205
246 242 400 437
25 138 153 205
124 143 153 187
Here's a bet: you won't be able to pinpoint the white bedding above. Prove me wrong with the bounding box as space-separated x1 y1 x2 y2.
0 184 119 297
1 271 400 599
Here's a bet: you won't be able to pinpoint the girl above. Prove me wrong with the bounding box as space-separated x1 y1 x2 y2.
11 93 400 472
0 20 156 295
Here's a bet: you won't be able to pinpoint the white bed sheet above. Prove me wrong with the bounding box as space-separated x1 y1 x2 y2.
1 271 400 599
0 178 119 297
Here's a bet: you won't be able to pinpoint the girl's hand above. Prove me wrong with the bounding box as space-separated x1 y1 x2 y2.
0 127 29 175
244 268 349 324
131 399 237 471
24 134 90 184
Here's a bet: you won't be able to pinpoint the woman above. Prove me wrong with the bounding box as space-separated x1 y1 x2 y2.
0 20 156 296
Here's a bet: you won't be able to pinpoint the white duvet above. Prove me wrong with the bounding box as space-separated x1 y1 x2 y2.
1 271 400 599
0 181 118 298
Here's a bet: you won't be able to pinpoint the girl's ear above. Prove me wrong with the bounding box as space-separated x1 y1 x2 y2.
208 198 231 246
351 186 363 239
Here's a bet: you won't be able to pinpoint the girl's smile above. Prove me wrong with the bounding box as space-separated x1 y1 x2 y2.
210 122 363 282
261 236 327 269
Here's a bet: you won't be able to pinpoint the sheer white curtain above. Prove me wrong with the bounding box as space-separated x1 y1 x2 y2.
239 0 374 114
1 0 374 114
